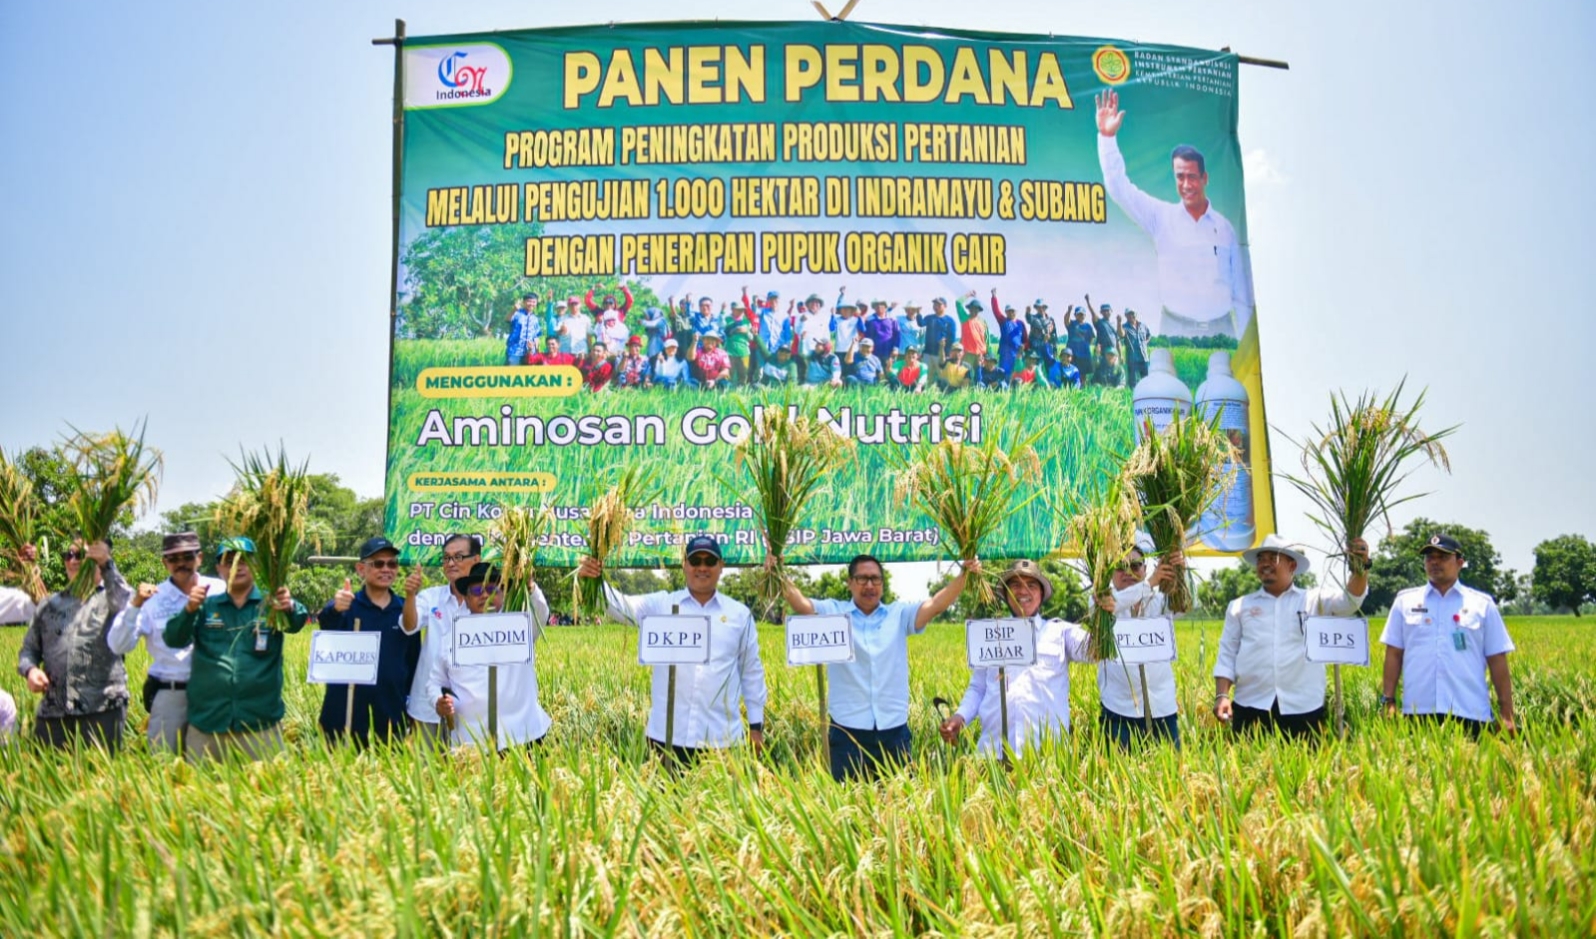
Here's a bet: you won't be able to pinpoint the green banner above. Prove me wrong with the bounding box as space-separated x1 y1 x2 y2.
387 20 1275 565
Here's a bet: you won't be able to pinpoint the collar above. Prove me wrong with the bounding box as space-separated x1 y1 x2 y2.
672 589 722 611
1252 583 1302 601
1425 581 1465 601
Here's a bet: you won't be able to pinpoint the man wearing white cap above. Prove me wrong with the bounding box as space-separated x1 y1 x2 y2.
1213 534 1369 737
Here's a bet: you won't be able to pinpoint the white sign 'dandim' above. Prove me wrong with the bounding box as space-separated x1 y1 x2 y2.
785 614 854 666
639 614 712 665
965 618 1037 669
1303 616 1370 666
306 631 383 685
452 612 534 667
1114 617 1177 665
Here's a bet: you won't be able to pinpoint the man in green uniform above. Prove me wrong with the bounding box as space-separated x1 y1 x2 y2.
164 537 308 762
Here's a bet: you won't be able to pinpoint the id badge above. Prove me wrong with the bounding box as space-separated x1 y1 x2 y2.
254 628 270 653
1451 629 1467 652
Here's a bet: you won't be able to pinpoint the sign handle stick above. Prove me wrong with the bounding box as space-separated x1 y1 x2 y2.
1333 664 1346 738
344 618 360 738
488 665 499 745
1138 664 1154 734
665 604 678 749
998 666 1010 767
816 664 828 770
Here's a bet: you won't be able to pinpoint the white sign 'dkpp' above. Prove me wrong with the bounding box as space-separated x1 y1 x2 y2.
452 612 534 667
639 614 712 665
1114 617 1177 665
785 614 854 666
306 631 383 685
1303 616 1370 666
965 618 1037 669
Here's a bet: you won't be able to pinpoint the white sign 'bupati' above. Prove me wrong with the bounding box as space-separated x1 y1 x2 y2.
965 618 1037 669
1303 615 1370 666
306 631 383 685
452 611 534 667
785 614 854 666
639 614 712 665
1114 617 1177 664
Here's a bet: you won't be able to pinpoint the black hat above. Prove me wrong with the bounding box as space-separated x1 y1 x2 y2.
453 561 501 593
684 534 723 560
161 531 201 556
357 536 399 560
1419 534 1464 556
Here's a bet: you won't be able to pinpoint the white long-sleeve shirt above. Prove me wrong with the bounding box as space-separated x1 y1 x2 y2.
106 575 225 681
955 617 1092 757
424 584 552 749
605 586 766 749
1098 133 1254 334
1214 582 1367 714
406 584 468 723
0 587 35 627
1098 580 1177 719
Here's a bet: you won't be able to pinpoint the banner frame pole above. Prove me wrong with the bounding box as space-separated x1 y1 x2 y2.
371 19 405 554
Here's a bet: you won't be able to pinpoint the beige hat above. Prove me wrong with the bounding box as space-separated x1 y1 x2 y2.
998 559 1053 603
1241 534 1311 574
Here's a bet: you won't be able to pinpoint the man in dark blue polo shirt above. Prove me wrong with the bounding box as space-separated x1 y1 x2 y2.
317 537 423 747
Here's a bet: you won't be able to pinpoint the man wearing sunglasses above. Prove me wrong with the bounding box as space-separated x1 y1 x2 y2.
106 532 225 753
317 537 423 748
428 562 552 750
166 537 307 762
403 533 481 744
18 538 131 752
1099 536 1185 749
776 553 976 781
577 535 766 767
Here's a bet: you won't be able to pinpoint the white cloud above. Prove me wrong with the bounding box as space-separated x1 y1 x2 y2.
1244 148 1288 185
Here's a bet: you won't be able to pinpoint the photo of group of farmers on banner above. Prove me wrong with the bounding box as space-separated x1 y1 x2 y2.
501 283 1173 393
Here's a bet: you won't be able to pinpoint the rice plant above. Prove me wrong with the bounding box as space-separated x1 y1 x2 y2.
489 503 555 615
0 449 46 602
572 465 660 622
213 446 314 630
1280 379 1454 579
1123 411 1237 613
61 422 163 599
1058 476 1140 660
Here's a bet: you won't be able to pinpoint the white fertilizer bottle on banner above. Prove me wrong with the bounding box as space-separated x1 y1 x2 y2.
1196 351 1255 550
1132 348 1192 441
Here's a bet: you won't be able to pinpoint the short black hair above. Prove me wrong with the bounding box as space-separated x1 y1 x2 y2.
443 533 483 556
521 293 537 301
847 555 884 579
1171 145 1206 175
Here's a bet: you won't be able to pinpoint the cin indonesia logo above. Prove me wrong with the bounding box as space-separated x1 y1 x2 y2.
437 51 491 100
405 43 512 109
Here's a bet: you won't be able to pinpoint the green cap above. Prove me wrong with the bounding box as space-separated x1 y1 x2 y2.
216 536 257 558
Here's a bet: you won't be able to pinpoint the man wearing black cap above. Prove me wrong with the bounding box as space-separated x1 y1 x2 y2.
106 532 225 753
576 535 766 767
1066 307 1095 379
428 562 552 750
1380 535 1517 735
317 537 423 747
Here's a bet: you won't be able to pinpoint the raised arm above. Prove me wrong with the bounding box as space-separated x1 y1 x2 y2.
914 559 978 631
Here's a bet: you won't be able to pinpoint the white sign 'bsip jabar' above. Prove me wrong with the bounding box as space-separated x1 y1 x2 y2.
307 631 383 685
965 618 1037 669
452 612 534 667
1114 617 1177 664
639 615 712 665
785 614 854 666
1303 616 1370 666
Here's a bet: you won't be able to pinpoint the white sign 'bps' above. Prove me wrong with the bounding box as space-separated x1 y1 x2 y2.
306 631 383 685
1114 617 1177 665
965 618 1037 669
1303 616 1370 666
785 614 854 666
639 615 712 665
452 612 534 667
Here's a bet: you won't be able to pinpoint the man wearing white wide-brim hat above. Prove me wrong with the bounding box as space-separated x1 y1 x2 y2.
1213 533 1369 737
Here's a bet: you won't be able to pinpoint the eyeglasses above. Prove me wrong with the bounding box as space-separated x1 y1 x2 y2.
686 554 721 568
467 584 500 597
63 550 84 561
442 552 476 564
164 551 199 564
851 575 883 586
1119 561 1145 573
365 559 400 570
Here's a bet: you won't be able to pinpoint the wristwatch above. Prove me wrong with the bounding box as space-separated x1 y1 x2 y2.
1381 695 1397 706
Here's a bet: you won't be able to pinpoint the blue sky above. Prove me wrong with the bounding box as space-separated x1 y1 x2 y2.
2 0 1592 585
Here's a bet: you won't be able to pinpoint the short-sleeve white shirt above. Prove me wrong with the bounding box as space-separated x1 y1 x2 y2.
1380 581 1514 723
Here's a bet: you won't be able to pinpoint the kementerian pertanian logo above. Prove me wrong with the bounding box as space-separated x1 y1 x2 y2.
404 43 512 109
1092 46 1131 86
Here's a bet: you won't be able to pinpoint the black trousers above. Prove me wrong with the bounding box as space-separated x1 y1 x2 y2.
35 706 127 754
1231 701 1325 739
1407 713 1487 738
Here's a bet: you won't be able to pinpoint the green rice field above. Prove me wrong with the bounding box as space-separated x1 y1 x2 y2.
387 339 1215 566
2 615 1591 936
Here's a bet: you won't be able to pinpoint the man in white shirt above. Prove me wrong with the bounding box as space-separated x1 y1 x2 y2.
1214 534 1369 737
403 533 481 745
578 534 766 768
105 532 224 753
777 553 973 780
557 297 592 355
1099 538 1183 749
938 559 1101 759
429 562 552 751
1096 88 1255 339
1380 534 1516 736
